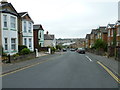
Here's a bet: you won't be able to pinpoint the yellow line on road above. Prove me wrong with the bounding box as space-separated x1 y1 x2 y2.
0 59 52 77
97 61 120 84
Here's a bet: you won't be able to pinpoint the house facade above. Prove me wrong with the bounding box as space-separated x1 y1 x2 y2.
115 21 120 47
33 24 44 49
0 0 19 55
90 29 97 48
106 24 115 47
97 26 107 42
44 31 56 48
18 12 34 51
85 34 90 49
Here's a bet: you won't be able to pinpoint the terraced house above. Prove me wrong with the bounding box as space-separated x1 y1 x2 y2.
18 12 34 51
0 0 19 55
33 24 44 49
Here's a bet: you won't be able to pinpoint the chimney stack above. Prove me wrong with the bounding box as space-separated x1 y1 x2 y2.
46 31 49 34
1 0 8 4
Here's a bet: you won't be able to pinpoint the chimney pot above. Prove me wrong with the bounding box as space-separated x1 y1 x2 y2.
46 31 49 34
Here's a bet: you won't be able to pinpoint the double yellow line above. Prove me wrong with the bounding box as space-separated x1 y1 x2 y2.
97 61 120 84
0 59 50 77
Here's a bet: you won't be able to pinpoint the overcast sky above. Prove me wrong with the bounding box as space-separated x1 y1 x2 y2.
8 0 119 39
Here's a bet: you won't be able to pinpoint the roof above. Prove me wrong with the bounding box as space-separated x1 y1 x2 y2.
107 24 115 28
44 34 55 40
18 12 34 23
91 29 97 34
18 12 27 17
85 34 90 39
33 24 44 30
0 2 19 16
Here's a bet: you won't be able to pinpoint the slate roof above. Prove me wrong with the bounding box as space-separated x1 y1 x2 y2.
18 12 27 17
44 34 55 40
33 24 44 30
0 2 18 16
85 34 90 39
107 24 115 28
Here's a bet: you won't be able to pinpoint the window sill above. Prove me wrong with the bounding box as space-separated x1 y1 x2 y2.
3 28 8 30
10 28 17 31
11 50 17 53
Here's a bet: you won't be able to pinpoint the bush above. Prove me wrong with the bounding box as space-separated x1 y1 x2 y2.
18 45 27 52
20 48 31 55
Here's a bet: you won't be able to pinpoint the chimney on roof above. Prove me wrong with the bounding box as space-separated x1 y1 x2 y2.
1 0 8 4
46 31 49 34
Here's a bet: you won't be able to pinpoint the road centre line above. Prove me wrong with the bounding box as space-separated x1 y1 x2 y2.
97 61 120 84
85 55 93 62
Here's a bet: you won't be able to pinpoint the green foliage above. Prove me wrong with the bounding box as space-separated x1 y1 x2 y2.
56 45 62 50
20 48 31 55
12 53 19 57
18 45 27 52
93 39 107 51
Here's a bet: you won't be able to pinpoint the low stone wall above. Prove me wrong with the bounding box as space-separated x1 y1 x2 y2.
2 53 36 63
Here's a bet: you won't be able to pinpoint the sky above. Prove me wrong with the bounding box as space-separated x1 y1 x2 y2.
8 0 119 39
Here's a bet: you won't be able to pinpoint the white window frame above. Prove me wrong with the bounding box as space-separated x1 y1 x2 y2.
4 38 8 51
29 38 32 48
117 27 120 36
3 15 8 28
108 29 110 37
24 38 27 46
24 21 27 32
11 38 16 50
10 16 16 29
111 29 113 37
28 22 32 33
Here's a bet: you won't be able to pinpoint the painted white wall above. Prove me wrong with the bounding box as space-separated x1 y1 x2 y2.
22 20 34 51
1 13 18 55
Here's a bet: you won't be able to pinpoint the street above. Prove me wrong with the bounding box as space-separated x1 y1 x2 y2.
2 51 119 88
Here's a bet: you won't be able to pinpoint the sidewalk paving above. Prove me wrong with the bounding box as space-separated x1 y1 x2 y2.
87 52 120 77
1 52 62 74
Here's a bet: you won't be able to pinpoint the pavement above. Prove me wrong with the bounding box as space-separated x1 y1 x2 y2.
1 51 119 77
86 52 120 77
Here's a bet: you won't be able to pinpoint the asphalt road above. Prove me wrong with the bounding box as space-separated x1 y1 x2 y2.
2 51 119 88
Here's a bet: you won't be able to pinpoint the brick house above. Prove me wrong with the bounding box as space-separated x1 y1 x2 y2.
85 34 90 49
33 24 44 49
115 21 120 47
0 0 19 55
97 26 107 42
18 12 34 51
90 29 97 48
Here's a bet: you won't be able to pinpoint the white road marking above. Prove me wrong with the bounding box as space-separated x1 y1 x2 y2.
85 55 93 62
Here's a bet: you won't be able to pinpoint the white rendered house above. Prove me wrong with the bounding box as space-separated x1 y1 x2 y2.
0 0 18 55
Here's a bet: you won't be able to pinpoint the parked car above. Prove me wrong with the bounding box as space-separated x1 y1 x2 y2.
76 48 85 54
63 48 67 52
70 48 76 51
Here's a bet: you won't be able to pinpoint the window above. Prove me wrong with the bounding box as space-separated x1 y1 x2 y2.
29 38 32 48
117 27 120 36
108 30 110 37
28 22 32 32
11 38 16 50
111 29 113 37
3 15 7 28
24 21 27 32
10 16 16 29
4 38 8 50
24 38 27 46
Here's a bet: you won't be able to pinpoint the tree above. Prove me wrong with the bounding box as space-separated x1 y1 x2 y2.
93 39 107 51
